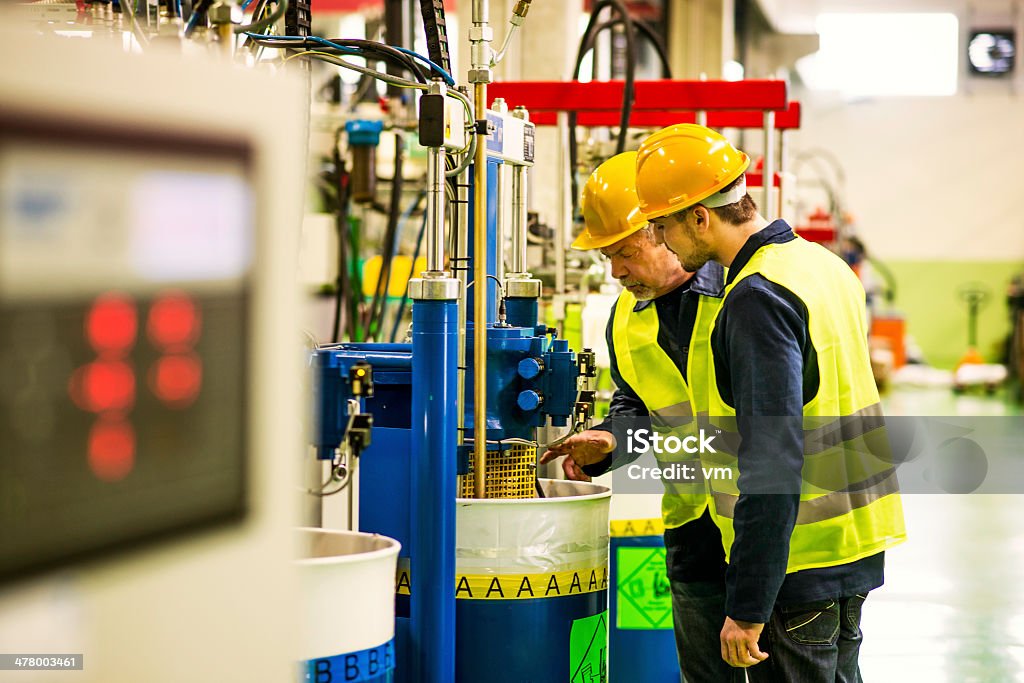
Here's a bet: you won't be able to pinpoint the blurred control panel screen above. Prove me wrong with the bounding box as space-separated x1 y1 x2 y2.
0 114 254 582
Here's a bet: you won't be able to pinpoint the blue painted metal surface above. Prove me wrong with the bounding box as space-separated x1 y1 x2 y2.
609 535 680 682
311 346 413 457
467 158 501 324
359 428 411 558
505 297 539 329
463 324 579 441
457 593 608 683
410 299 458 683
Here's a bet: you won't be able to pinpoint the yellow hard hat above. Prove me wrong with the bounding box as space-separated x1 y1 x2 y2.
635 124 750 221
573 151 648 250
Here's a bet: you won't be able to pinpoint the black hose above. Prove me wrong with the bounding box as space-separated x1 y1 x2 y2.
390 207 429 342
569 0 643 223
330 164 352 342
588 17 671 79
365 132 405 342
248 36 430 83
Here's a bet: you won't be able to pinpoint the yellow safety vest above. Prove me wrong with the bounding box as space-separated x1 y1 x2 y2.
611 288 723 528
704 236 907 572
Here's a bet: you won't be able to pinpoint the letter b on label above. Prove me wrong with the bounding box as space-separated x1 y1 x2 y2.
314 659 332 683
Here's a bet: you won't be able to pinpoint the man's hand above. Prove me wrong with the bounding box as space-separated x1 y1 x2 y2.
539 430 615 481
720 617 768 668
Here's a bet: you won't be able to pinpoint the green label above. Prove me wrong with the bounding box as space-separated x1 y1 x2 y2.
569 610 608 683
616 547 673 630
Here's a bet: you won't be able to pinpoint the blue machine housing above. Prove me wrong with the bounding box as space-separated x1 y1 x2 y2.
313 330 579 455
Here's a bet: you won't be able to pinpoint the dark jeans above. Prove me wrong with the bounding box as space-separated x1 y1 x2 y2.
747 594 868 683
670 579 746 683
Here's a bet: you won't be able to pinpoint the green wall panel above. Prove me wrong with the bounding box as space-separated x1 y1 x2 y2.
883 261 1023 369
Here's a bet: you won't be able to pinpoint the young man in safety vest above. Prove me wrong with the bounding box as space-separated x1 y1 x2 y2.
540 152 743 683
637 124 907 680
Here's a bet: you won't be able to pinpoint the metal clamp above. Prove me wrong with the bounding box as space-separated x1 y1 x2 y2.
409 277 462 301
504 277 541 299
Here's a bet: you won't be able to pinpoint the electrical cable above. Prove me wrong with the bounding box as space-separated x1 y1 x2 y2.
281 50 426 90
307 459 354 496
347 212 363 340
390 206 430 342
331 130 352 343
393 45 455 85
250 34 433 84
183 0 213 37
568 0 644 224
234 0 286 33
588 17 671 78
365 134 407 342
446 131 476 177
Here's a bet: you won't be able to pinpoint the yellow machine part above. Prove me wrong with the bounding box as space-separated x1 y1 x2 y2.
459 443 536 499
362 255 428 298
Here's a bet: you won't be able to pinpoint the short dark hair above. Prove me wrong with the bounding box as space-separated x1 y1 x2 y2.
709 173 758 225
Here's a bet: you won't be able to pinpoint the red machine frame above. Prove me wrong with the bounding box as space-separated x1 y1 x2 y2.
488 79 800 212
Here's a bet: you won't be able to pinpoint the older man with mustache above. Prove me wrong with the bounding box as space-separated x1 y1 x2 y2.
541 152 742 683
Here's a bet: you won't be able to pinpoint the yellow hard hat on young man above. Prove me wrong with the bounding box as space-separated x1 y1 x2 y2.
635 124 751 221
572 151 647 250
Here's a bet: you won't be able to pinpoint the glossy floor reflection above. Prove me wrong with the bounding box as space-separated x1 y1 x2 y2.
859 388 1024 682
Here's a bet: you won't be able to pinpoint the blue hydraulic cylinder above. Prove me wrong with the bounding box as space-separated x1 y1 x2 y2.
410 298 459 683
504 297 539 328
467 158 501 324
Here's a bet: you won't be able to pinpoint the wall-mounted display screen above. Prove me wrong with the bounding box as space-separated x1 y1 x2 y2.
0 116 254 582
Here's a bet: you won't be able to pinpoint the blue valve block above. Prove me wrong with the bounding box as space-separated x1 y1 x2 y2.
313 326 580 455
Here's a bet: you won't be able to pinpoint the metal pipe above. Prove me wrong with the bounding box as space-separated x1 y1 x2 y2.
763 110 776 218
555 111 569 295
472 81 488 499
472 0 488 23
426 80 448 273
494 162 506 282
456 166 470 448
427 150 447 273
510 164 527 273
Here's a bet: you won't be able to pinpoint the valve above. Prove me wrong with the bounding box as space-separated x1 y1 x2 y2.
517 389 543 412
517 357 544 380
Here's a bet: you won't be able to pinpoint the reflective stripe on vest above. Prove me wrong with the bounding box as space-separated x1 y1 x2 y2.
611 290 723 528
704 237 907 573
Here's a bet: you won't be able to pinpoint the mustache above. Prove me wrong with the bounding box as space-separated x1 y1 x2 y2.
619 278 644 287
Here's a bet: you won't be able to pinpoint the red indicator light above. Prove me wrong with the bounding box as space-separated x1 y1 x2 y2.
150 353 203 409
147 292 201 351
88 419 135 482
86 294 137 356
69 360 136 415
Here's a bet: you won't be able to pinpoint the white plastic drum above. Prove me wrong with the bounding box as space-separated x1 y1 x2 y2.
297 527 401 683
454 479 611 683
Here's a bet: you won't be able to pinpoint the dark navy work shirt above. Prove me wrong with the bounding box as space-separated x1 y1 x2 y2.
713 220 884 623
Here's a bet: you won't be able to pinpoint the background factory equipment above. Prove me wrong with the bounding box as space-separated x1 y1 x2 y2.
1 0 1023 681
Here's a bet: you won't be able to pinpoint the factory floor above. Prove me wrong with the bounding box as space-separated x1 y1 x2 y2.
860 387 1024 682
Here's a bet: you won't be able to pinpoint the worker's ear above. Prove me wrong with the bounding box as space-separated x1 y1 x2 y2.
692 205 711 235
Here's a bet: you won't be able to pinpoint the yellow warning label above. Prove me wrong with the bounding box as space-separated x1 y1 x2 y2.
395 562 608 600
609 518 665 537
